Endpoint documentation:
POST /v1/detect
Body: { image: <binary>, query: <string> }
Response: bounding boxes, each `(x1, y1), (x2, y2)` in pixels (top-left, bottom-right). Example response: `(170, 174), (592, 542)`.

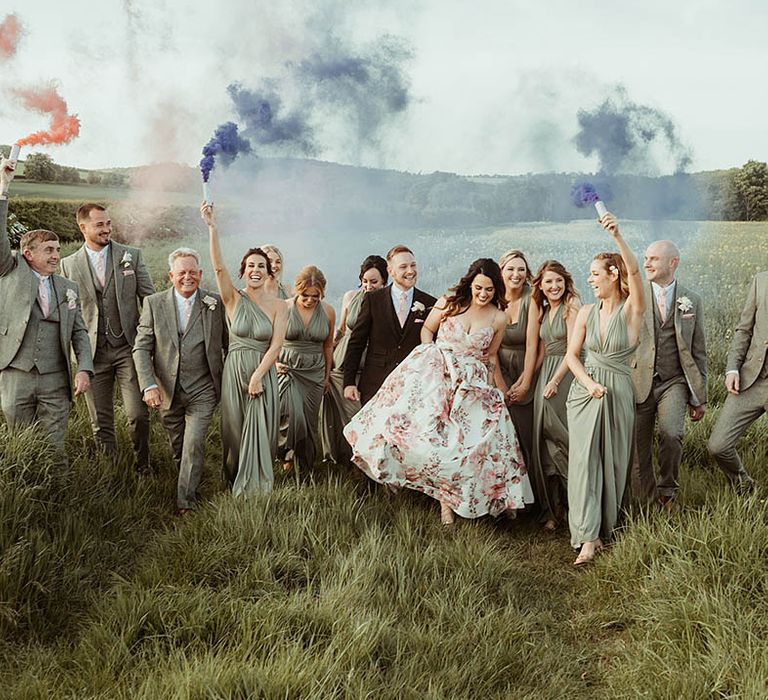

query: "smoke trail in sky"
(14, 85), (81, 147)
(574, 86), (692, 175)
(0, 13), (22, 60)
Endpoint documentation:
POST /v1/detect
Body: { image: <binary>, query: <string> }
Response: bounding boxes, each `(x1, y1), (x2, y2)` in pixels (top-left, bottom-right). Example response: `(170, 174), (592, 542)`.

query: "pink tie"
(94, 253), (106, 287)
(658, 289), (667, 323)
(181, 297), (193, 333)
(398, 291), (408, 327)
(38, 276), (50, 318)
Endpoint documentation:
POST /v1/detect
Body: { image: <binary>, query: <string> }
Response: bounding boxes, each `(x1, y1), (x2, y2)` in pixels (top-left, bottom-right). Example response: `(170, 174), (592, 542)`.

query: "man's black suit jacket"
(342, 284), (436, 405)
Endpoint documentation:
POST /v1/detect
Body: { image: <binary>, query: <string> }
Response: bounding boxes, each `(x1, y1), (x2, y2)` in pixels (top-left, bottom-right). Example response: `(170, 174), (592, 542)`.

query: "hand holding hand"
(507, 378), (530, 404)
(143, 387), (163, 409)
(688, 403), (706, 421)
(200, 202), (215, 226)
(248, 373), (263, 398)
(725, 372), (740, 395)
(344, 385), (360, 402)
(73, 371), (90, 397)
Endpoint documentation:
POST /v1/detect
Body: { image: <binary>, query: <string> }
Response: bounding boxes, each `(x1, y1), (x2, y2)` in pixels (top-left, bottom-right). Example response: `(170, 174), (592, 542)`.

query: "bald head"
(644, 240), (680, 286)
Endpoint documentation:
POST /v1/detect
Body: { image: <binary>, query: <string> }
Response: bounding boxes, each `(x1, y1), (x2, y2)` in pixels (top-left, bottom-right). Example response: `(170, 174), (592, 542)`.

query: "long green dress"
(222, 292), (279, 498)
(319, 291), (364, 464)
(278, 302), (331, 472)
(531, 303), (573, 522)
(567, 301), (637, 548)
(499, 286), (538, 493)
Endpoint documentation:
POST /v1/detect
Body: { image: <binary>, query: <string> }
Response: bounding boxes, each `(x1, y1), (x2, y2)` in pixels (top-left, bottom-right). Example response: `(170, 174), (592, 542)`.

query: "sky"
(1, 0), (766, 175)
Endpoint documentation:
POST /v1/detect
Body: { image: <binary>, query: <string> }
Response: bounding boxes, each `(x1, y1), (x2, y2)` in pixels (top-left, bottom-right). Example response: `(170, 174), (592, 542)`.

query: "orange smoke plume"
(0, 13), (22, 59)
(14, 85), (81, 147)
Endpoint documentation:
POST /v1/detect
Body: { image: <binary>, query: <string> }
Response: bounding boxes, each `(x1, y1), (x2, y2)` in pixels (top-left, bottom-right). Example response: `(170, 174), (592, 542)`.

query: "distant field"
(12, 180), (195, 206)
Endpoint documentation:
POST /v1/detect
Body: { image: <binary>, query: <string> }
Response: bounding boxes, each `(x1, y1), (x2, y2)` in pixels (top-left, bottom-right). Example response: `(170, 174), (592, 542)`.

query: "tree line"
(0, 146), (127, 187)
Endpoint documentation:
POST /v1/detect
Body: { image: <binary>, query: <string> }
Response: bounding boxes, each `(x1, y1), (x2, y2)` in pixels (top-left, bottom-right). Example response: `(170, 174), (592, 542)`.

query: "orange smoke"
(0, 13), (22, 59)
(14, 85), (81, 147)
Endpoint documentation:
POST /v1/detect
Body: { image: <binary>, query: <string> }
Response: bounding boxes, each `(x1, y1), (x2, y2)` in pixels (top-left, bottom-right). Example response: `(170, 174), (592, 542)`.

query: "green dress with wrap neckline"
(531, 303), (574, 522)
(566, 301), (637, 548)
(320, 290), (364, 464)
(278, 301), (331, 473)
(222, 291), (279, 498)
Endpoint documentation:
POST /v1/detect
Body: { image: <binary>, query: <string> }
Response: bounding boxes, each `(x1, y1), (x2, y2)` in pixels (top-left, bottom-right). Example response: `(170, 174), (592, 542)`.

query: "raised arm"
(599, 213), (645, 319)
(0, 157), (18, 277)
(201, 203), (238, 315)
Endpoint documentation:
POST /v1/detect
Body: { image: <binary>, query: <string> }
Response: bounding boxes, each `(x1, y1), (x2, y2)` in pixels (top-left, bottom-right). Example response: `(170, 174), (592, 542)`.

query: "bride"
(344, 258), (533, 525)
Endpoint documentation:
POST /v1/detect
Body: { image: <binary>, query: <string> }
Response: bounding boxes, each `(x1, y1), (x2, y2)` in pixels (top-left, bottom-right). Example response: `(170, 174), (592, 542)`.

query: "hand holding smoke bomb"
(594, 200), (608, 220)
(202, 180), (212, 205)
(9, 143), (20, 165)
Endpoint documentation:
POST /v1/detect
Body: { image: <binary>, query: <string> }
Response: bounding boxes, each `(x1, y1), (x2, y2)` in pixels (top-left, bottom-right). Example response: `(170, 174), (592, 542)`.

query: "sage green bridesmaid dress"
(278, 302), (331, 472)
(531, 303), (573, 523)
(222, 292), (279, 498)
(499, 286), (538, 495)
(567, 301), (637, 548)
(319, 290), (364, 463)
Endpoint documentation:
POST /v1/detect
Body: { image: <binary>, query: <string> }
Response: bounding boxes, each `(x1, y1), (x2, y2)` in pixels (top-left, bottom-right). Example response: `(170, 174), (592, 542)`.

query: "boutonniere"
(411, 301), (426, 314)
(202, 295), (217, 311)
(65, 288), (78, 310)
(120, 251), (133, 268)
(677, 296), (693, 313)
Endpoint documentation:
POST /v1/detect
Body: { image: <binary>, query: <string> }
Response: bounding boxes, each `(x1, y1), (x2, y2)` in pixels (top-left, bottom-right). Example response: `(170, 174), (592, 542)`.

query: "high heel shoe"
(440, 501), (455, 526)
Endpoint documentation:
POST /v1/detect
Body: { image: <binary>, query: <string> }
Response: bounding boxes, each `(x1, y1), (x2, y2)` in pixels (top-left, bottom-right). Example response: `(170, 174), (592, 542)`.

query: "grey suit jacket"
(132, 287), (228, 411)
(0, 198), (93, 398)
(60, 239), (155, 358)
(631, 280), (707, 406)
(726, 271), (768, 391)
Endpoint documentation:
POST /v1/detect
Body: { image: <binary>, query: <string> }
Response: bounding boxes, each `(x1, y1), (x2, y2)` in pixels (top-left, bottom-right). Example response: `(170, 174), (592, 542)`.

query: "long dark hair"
(531, 260), (580, 320)
(359, 255), (388, 285)
(443, 258), (507, 317)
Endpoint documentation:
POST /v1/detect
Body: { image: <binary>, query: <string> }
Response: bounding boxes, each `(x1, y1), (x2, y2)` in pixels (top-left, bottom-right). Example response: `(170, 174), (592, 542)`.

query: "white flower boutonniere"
(120, 251), (133, 268)
(65, 288), (78, 310)
(411, 301), (426, 314)
(677, 296), (693, 313)
(203, 295), (218, 311)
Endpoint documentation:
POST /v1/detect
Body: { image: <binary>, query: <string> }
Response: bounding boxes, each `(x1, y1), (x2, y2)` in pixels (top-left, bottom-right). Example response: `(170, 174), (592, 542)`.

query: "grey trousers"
(86, 342), (149, 470)
(632, 378), (690, 502)
(159, 384), (217, 510)
(1, 367), (70, 464)
(708, 376), (766, 485)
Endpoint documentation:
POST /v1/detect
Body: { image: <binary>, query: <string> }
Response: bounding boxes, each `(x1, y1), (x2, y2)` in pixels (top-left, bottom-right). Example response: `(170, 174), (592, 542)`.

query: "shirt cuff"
(143, 384), (159, 393)
(725, 370), (739, 376)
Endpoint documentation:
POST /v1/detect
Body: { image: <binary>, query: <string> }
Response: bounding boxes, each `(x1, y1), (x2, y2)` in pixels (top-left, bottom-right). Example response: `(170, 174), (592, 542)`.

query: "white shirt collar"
(85, 244), (109, 261)
(391, 282), (414, 303)
(31, 269), (50, 282)
(174, 289), (198, 309)
(651, 279), (675, 302)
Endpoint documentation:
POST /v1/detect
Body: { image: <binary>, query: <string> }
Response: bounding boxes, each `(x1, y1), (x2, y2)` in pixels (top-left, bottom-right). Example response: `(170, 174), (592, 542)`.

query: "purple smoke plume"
(227, 82), (316, 156)
(199, 121), (251, 182)
(571, 182), (612, 209)
(574, 86), (692, 175)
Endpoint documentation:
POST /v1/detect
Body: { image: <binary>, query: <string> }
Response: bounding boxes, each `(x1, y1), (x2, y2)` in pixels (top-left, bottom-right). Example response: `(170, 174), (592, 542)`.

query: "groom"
(343, 245), (436, 405)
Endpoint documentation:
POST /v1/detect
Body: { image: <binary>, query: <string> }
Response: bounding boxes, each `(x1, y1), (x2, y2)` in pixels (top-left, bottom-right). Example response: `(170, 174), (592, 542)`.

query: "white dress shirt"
(651, 280), (676, 320)
(390, 283), (414, 320)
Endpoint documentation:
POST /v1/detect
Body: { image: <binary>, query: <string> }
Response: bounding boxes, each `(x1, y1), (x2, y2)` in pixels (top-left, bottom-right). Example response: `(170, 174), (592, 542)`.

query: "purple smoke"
(571, 182), (601, 208)
(199, 121), (251, 182)
(227, 82), (316, 155)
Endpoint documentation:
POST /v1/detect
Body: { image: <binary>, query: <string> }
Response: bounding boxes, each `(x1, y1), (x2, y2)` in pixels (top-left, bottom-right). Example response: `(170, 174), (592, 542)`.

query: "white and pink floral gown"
(344, 315), (534, 518)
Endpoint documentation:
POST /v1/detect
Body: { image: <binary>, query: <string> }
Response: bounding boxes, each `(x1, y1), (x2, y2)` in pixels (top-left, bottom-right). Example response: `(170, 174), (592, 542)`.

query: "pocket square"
(414, 318), (425, 324)
(682, 313), (695, 319)
(122, 269), (135, 276)
(67, 301), (77, 310)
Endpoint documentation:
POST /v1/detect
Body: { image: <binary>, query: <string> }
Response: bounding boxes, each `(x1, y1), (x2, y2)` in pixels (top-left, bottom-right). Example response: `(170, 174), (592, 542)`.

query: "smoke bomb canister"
(594, 200), (608, 219)
(9, 144), (20, 164)
(202, 181), (213, 205)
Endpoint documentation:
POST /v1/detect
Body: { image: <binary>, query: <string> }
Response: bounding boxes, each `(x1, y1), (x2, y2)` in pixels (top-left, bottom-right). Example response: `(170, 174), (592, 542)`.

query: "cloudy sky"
(2, 0), (766, 174)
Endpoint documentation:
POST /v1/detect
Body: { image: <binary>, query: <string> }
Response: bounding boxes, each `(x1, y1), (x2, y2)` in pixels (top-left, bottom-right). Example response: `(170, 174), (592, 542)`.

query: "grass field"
(1, 219), (767, 698)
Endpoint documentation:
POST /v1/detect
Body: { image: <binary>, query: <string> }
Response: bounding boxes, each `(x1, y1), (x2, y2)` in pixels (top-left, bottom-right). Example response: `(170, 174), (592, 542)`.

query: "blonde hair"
(498, 249), (532, 282)
(294, 265), (327, 297)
